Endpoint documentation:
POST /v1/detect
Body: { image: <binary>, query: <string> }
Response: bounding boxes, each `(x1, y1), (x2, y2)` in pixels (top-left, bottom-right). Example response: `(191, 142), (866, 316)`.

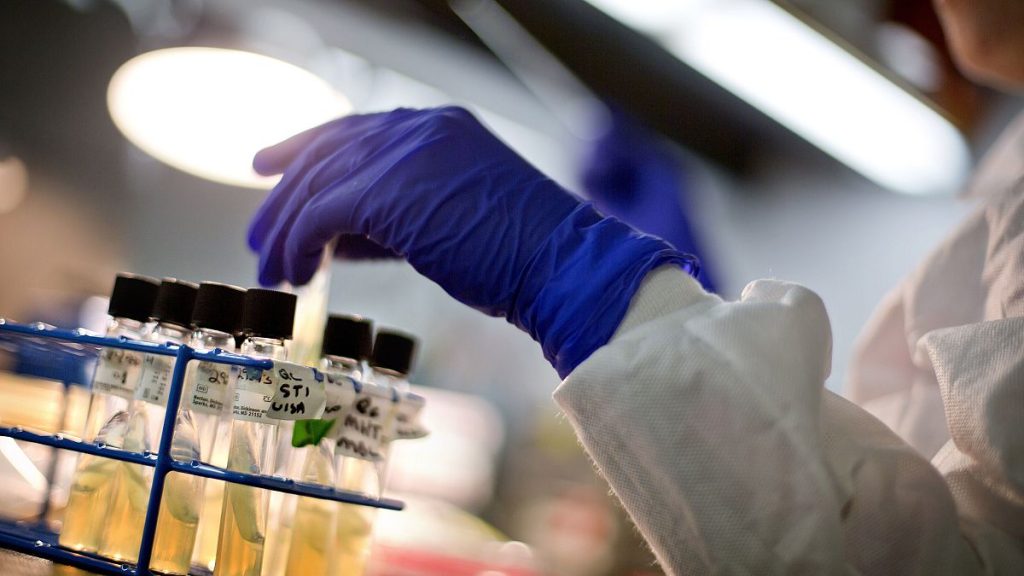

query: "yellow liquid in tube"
(150, 408), (205, 574)
(216, 413), (279, 576)
(60, 397), (135, 553)
(287, 495), (336, 575)
(98, 463), (150, 562)
(283, 443), (335, 575)
(97, 409), (155, 563)
(329, 459), (379, 576)
(150, 472), (203, 574)
(60, 330), (143, 553)
(217, 481), (268, 576)
(59, 453), (119, 553)
(214, 333), (287, 576)
(191, 478), (227, 571)
(98, 321), (189, 563)
(191, 428), (231, 572)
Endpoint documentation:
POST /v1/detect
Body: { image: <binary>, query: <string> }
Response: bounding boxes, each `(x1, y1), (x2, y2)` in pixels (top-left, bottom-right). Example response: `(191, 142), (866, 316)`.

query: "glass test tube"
(284, 315), (373, 576)
(151, 282), (246, 575)
(214, 288), (296, 576)
(98, 279), (197, 564)
(59, 273), (159, 554)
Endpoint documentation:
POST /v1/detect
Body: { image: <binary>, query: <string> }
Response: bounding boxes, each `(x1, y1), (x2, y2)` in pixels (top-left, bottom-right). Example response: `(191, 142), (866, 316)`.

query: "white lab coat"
(554, 116), (1024, 574)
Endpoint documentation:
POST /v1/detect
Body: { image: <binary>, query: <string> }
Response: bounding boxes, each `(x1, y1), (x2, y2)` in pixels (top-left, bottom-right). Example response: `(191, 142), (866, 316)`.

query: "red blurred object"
(370, 544), (542, 576)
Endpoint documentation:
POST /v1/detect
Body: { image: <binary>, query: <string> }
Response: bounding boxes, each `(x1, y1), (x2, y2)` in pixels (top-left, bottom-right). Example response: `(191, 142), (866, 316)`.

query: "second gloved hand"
(249, 107), (698, 377)
(582, 108), (716, 291)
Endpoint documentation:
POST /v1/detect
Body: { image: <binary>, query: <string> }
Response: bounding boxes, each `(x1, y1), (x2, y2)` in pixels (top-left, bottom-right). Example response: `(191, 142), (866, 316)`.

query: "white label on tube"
(334, 382), (394, 462)
(232, 365), (275, 423)
(190, 361), (231, 416)
(136, 354), (173, 406)
(267, 362), (325, 420)
(393, 392), (428, 440)
(323, 375), (358, 440)
(92, 348), (143, 400)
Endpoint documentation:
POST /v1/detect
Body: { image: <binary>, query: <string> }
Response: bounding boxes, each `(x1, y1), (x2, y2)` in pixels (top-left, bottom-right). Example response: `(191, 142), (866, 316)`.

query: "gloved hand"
(249, 107), (698, 377)
(583, 109), (717, 292)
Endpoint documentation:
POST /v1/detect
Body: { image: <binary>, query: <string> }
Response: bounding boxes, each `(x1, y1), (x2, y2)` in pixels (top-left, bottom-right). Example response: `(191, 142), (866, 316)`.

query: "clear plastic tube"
(264, 246), (334, 576)
(58, 316), (147, 554)
(150, 327), (236, 575)
(329, 371), (397, 576)
(368, 367), (409, 491)
(280, 356), (361, 576)
(214, 336), (287, 576)
(286, 240), (335, 368)
(329, 464), (378, 576)
(282, 440), (336, 576)
(190, 424), (231, 572)
(98, 322), (190, 563)
(44, 384), (92, 531)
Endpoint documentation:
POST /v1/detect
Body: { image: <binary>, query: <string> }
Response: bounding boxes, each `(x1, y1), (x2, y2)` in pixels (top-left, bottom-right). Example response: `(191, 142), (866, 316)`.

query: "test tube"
(59, 273), (159, 554)
(98, 278), (198, 563)
(329, 330), (416, 576)
(151, 282), (246, 575)
(282, 315), (373, 576)
(214, 288), (296, 576)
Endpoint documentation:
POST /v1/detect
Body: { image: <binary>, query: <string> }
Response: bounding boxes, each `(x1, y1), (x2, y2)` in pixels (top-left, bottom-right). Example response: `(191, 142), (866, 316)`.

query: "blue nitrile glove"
(582, 110), (717, 292)
(249, 107), (699, 377)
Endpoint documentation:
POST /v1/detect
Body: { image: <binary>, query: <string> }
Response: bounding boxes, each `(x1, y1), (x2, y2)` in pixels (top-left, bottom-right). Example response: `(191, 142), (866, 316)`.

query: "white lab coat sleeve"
(553, 266), (1024, 575)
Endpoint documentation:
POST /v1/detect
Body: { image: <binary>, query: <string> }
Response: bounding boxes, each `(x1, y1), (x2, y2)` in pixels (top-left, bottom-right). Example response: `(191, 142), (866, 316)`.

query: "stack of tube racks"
(0, 319), (404, 575)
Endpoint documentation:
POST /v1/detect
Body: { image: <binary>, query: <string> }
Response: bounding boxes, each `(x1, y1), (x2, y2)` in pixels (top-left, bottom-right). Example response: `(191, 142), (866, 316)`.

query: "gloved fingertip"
(247, 222), (265, 252)
(257, 267), (280, 288)
(286, 256), (319, 287)
(252, 147), (284, 176)
(257, 250), (284, 288)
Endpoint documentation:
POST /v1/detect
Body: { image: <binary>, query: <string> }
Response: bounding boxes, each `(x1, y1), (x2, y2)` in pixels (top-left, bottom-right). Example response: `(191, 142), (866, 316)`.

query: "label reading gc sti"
(267, 363), (325, 421)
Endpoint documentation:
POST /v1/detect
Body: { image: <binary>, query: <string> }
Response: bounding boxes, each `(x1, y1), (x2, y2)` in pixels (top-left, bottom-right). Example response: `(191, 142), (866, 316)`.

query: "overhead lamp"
(108, 47), (351, 189)
(585, 0), (971, 196)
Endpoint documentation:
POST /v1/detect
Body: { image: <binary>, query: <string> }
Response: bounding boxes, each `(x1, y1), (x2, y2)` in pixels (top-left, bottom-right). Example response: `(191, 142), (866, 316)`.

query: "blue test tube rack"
(0, 319), (404, 575)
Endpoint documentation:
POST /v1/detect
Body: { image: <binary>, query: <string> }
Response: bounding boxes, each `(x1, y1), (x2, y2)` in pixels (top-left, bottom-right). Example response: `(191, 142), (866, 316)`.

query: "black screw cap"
(322, 314), (373, 361)
(240, 288), (296, 340)
(371, 329), (417, 376)
(192, 282), (246, 334)
(151, 278), (199, 328)
(107, 273), (160, 323)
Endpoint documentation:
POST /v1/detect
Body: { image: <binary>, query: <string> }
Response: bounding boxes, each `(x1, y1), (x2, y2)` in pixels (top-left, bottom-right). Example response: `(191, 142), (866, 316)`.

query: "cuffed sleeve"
(554, 267), (1024, 575)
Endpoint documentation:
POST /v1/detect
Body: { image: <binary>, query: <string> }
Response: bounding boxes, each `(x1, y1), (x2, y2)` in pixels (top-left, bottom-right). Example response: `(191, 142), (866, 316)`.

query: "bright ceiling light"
(585, 0), (971, 196)
(108, 47), (351, 189)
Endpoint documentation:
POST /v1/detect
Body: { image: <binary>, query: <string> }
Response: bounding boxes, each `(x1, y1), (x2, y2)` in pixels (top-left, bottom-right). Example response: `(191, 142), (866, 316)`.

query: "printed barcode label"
(190, 361), (232, 415)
